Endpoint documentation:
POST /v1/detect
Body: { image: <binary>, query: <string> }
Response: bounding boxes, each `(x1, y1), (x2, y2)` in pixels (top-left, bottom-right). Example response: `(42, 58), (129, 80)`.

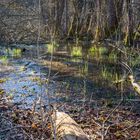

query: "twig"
(104, 100), (122, 123)
(121, 120), (140, 132)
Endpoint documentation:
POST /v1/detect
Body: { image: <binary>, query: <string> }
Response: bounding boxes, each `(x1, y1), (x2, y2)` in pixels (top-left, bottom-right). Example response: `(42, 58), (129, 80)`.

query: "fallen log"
(51, 111), (89, 140)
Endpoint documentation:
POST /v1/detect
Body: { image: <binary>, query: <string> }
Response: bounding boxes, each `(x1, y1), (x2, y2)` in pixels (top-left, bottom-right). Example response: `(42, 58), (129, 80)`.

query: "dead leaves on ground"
(0, 101), (140, 139)
(61, 103), (140, 140)
(0, 105), (51, 139)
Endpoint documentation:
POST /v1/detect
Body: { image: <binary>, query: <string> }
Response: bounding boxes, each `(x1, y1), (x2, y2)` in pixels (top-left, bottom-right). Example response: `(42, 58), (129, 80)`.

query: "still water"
(0, 43), (139, 108)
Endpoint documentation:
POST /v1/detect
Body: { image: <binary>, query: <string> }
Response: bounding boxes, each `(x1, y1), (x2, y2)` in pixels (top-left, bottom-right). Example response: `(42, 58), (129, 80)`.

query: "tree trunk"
(51, 111), (89, 140)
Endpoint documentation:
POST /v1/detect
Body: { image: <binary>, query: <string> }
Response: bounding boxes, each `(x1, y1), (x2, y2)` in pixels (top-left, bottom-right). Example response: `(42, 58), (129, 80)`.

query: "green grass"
(101, 66), (119, 82)
(46, 42), (59, 54)
(12, 49), (22, 57)
(130, 55), (140, 67)
(82, 62), (88, 76)
(0, 56), (8, 65)
(88, 45), (107, 60)
(108, 52), (117, 62)
(71, 47), (82, 57)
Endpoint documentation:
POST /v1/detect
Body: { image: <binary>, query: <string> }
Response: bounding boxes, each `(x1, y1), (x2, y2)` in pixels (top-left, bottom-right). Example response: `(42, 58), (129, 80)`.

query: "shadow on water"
(0, 42), (140, 110)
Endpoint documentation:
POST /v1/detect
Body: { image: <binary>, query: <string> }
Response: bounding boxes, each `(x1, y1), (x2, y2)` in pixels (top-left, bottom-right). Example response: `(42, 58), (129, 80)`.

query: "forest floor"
(1, 91), (140, 140)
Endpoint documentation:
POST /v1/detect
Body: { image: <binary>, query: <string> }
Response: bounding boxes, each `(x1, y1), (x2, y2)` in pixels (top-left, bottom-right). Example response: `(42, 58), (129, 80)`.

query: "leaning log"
(51, 111), (89, 140)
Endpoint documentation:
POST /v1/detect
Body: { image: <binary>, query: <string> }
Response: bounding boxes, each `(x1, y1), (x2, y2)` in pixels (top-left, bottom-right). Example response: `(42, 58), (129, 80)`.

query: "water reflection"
(1, 42), (139, 108)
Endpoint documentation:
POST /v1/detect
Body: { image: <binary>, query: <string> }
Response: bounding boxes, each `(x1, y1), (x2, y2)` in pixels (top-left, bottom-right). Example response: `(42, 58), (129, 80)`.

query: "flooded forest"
(0, 0), (140, 140)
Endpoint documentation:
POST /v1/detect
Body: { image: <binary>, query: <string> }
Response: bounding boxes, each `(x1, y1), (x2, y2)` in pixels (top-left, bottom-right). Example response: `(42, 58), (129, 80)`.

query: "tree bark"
(51, 111), (89, 140)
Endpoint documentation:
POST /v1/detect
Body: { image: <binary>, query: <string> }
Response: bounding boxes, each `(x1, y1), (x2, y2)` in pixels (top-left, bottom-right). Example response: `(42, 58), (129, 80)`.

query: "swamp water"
(0, 43), (139, 109)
